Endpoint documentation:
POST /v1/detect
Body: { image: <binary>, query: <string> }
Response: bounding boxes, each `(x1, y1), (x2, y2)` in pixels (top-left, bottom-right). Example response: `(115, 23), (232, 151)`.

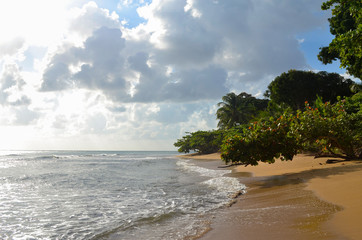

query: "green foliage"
(216, 92), (241, 129)
(216, 92), (268, 129)
(318, 0), (362, 79)
(266, 70), (354, 110)
(220, 95), (362, 165)
(221, 114), (299, 166)
(294, 97), (361, 159)
(174, 130), (224, 154)
(261, 100), (294, 120)
(176, 82), (361, 164)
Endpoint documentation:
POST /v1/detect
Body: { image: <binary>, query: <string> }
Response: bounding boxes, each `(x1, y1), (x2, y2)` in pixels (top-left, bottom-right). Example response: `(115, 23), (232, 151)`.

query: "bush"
(294, 96), (361, 159)
(174, 130), (224, 154)
(221, 113), (300, 166)
(220, 95), (362, 165)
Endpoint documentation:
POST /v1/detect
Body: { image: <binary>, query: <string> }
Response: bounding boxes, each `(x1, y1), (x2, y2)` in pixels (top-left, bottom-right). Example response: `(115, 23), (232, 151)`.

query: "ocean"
(0, 150), (246, 240)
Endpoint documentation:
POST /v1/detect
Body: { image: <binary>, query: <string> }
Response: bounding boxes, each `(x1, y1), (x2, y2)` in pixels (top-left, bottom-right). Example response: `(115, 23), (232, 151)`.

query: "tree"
(318, 0), (362, 79)
(216, 92), (268, 129)
(266, 70), (354, 110)
(221, 113), (299, 166)
(220, 94), (362, 166)
(174, 130), (224, 154)
(216, 93), (242, 129)
(295, 96), (361, 159)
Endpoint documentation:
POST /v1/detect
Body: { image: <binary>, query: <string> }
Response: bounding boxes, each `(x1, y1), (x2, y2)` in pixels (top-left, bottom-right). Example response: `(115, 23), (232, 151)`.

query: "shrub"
(294, 96), (361, 159)
(174, 130), (224, 154)
(221, 113), (300, 166)
(220, 95), (362, 165)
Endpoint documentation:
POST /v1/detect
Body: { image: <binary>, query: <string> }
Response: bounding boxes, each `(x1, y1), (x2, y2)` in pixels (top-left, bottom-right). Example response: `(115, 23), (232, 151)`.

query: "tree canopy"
(222, 94), (362, 165)
(265, 70), (354, 110)
(173, 130), (224, 154)
(175, 89), (361, 163)
(216, 92), (268, 129)
(318, 0), (362, 79)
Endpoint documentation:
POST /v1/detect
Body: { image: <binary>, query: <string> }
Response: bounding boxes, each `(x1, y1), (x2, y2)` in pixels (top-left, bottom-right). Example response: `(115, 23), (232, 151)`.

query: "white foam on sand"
(177, 160), (247, 198)
(176, 160), (230, 178)
(203, 177), (246, 196)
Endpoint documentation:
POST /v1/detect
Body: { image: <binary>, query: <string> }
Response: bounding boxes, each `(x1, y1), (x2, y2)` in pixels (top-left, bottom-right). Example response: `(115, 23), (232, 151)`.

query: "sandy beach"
(180, 153), (362, 240)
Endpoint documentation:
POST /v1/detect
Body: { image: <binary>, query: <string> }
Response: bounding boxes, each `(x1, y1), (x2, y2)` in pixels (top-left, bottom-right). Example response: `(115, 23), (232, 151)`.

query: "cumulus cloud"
(0, 37), (25, 57)
(41, 0), (327, 104)
(0, 0), (334, 149)
(41, 25), (228, 102)
(0, 64), (30, 106)
(138, 0), (325, 93)
(69, 1), (120, 37)
(0, 64), (40, 125)
(41, 27), (127, 93)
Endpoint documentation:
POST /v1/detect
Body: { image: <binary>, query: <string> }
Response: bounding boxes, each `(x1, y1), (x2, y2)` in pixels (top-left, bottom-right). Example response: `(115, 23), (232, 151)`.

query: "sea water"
(0, 150), (246, 240)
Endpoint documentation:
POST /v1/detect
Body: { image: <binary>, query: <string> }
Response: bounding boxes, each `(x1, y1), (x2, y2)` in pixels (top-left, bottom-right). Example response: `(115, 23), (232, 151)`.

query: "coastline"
(179, 153), (362, 240)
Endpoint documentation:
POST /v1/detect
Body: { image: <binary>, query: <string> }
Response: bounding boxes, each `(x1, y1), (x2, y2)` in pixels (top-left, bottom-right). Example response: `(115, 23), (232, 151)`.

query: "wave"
(1, 151), (235, 240)
(177, 159), (247, 203)
(203, 177), (246, 196)
(176, 159), (230, 178)
(91, 211), (182, 240)
(90, 209), (212, 240)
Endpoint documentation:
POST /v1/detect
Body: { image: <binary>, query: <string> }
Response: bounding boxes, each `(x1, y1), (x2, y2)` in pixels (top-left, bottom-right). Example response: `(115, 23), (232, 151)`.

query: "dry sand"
(179, 153), (362, 240)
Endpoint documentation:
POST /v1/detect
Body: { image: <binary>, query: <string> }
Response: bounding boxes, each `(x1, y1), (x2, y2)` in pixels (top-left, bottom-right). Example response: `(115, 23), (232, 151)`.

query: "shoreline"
(179, 153), (362, 239)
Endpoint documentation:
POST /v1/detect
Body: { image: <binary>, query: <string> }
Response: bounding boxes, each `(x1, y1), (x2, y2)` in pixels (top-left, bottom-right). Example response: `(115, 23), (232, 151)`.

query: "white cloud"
(0, 38), (25, 58)
(69, 1), (120, 38)
(0, 63), (30, 106)
(0, 0), (335, 150)
(126, 0), (327, 96)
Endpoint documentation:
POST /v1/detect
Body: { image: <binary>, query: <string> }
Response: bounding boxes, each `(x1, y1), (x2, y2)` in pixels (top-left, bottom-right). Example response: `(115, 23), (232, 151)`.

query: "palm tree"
(216, 92), (268, 129)
(216, 92), (240, 129)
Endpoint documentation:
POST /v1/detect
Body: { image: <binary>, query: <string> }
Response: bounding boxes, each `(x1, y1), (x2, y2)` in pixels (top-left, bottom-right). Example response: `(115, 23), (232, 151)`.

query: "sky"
(0, 0), (352, 151)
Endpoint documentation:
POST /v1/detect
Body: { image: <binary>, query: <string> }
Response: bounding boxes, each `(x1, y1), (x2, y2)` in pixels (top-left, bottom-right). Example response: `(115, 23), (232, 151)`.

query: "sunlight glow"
(0, 0), (70, 47)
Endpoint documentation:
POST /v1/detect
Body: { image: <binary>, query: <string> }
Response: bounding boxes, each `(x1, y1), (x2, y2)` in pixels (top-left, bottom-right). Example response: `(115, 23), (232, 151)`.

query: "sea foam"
(177, 159), (247, 198)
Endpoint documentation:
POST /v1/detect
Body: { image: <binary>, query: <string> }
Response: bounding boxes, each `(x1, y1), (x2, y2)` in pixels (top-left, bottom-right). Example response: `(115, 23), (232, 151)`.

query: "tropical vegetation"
(174, 70), (361, 164)
(174, 130), (224, 154)
(216, 92), (268, 129)
(221, 94), (361, 165)
(318, 0), (362, 79)
(265, 70), (354, 110)
(174, 0), (362, 165)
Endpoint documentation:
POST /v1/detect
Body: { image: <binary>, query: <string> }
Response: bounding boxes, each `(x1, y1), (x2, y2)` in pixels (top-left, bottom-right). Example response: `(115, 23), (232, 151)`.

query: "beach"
(181, 153), (362, 240)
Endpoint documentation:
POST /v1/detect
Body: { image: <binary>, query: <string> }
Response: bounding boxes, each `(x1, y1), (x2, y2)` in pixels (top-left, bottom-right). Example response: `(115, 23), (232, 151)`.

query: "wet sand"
(180, 153), (362, 240)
